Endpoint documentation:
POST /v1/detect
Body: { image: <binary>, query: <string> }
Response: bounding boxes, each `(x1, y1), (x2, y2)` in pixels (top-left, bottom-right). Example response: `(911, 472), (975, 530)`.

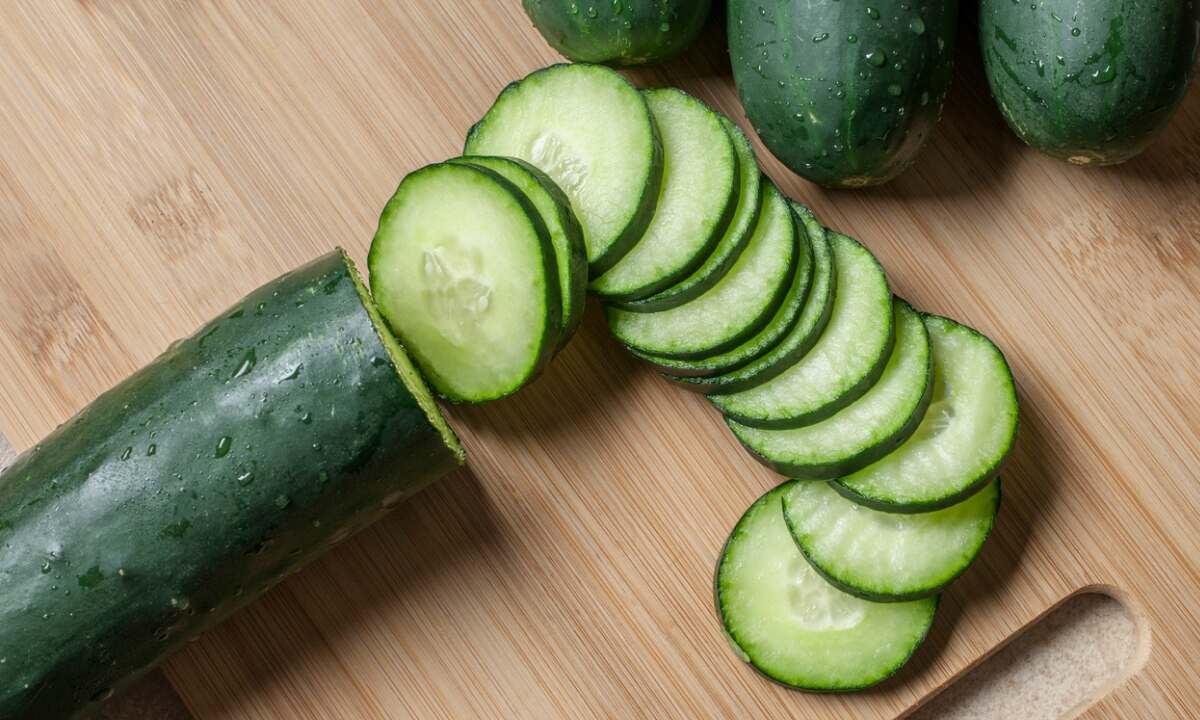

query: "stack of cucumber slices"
(368, 62), (1019, 692)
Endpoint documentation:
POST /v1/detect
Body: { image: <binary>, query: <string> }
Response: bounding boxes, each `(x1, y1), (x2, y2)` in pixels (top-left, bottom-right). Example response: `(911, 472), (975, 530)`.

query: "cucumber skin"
(0, 252), (463, 719)
(728, 0), (957, 188)
(522, 0), (712, 67)
(981, 0), (1199, 165)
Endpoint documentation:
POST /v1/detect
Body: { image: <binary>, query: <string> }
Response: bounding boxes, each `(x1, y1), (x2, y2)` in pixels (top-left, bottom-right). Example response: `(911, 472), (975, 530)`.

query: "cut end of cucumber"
(344, 249), (465, 464)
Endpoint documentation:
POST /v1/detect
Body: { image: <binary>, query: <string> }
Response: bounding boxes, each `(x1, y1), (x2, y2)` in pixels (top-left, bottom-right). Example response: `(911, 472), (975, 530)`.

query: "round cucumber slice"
(606, 182), (796, 359)
(729, 299), (931, 479)
(834, 315), (1019, 512)
(465, 63), (662, 277)
(782, 480), (1000, 602)
(614, 118), (762, 313)
(716, 485), (938, 692)
(591, 89), (738, 301)
(450, 156), (587, 350)
(369, 162), (560, 403)
(712, 232), (893, 428)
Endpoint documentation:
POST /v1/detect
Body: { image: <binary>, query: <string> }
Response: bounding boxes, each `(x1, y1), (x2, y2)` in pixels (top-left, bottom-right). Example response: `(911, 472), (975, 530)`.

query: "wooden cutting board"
(1, 2), (1198, 718)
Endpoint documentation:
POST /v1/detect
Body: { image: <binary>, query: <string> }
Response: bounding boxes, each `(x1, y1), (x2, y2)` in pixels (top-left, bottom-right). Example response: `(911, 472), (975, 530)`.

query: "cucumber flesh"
(607, 182), (797, 359)
(464, 63), (662, 276)
(834, 315), (1019, 512)
(370, 162), (560, 403)
(615, 118), (762, 313)
(712, 232), (893, 428)
(450, 156), (587, 350)
(729, 299), (931, 479)
(591, 89), (738, 300)
(716, 485), (938, 691)
(782, 480), (1000, 602)
(636, 203), (814, 379)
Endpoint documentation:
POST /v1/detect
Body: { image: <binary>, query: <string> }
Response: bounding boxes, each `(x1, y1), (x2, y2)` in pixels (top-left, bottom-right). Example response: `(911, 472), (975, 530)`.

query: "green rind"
(0, 251), (463, 719)
(728, 0), (958, 187)
(369, 162), (561, 403)
(613, 118), (762, 313)
(781, 480), (1001, 603)
(449, 156), (588, 350)
(522, 0), (713, 67)
(980, 0), (1200, 165)
(832, 315), (1020, 513)
(464, 63), (664, 277)
(729, 299), (932, 479)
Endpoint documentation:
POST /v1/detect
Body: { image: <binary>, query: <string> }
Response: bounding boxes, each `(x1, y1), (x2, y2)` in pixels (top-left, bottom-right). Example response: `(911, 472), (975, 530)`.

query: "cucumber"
(0, 251), (463, 719)
(729, 299), (931, 479)
(449, 156), (587, 349)
(834, 315), (1019, 512)
(981, 0), (1200, 165)
(711, 232), (893, 428)
(607, 182), (797, 359)
(729, 0), (958, 187)
(522, 0), (713, 67)
(465, 63), (663, 276)
(635, 202), (816, 379)
(591, 89), (738, 301)
(614, 118), (762, 313)
(716, 485), (938, 691)
(370, 162), (561, 403)
(782, 480), (1000, 602)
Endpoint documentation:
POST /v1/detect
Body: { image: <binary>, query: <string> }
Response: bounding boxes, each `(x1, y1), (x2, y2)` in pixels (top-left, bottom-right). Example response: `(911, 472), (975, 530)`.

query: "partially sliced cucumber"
(450, 156), (587, 349)
(716, 485), (938, 692)
(729, 299), (931, 479)
(591, 89), (738, 300)
(607, 182), (796, 359)
(712, 232), (893, 428)
(614, 118), (762, 312)
(634, 203), (814, 379)
(834, 316), (1019, 512)
(369, 162), (560, 403)
(465, 63), (662, 276)
(782, 480), (1001, 602)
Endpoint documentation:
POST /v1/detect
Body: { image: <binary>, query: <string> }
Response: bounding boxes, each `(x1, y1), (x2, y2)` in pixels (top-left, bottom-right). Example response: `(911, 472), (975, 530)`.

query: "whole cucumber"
(0, 250), (463, 719)
(981, 0), (1199, 165)
(523, 0), (712, 66)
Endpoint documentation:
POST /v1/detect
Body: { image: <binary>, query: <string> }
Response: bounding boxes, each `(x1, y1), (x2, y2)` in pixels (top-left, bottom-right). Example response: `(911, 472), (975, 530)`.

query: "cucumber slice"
(782, 480), (1000, 602)
(591, 89), (738, 300)
(369, 162), (560, 403)
(633, 203), (814, 379)
(834, 316), (1019, 512)
(607, 182), (797, 359)
(614, 118), (762, 312)
(712, 232), (893, 428)
(729, 299), (931, 479)
(465, 63), (662, 276)
(680, 208), (835, 393)
(716, 485), (938, 692)
(450, 156), (587, 349)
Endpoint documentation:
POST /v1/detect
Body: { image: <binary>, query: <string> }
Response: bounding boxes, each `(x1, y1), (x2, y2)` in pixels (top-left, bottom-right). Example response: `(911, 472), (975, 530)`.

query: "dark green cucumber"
(522, 0), (713, 66)
(981, 0), (1199, 165)
(0, 251), (463, 720)
(729, 0), (958, 187)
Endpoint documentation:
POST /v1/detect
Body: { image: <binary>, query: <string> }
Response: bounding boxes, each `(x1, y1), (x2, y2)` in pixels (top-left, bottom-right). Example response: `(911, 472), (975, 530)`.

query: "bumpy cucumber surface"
(0, 252), (463, 719)
(592, 88), (738, 300)
(716, 485), (938, 691)
(465, 63), (663, 276)
(835, 315), (1019, 512)
(711, 231), (893, 428)
(730, 299), (931, 479)
(522, 0), (713, 67)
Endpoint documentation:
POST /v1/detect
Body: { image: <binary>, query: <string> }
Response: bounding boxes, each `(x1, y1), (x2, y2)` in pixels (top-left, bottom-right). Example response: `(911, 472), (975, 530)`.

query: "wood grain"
(1, 2), (1198, 718)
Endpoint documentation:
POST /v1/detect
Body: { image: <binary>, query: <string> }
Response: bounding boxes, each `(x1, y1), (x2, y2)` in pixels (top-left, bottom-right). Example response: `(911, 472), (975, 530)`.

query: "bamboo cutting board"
(1, 2), (1198, 718)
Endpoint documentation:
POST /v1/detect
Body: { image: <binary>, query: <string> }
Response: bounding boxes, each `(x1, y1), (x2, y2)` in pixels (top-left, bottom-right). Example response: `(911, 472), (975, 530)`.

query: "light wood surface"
(1, 2), (1198, 718)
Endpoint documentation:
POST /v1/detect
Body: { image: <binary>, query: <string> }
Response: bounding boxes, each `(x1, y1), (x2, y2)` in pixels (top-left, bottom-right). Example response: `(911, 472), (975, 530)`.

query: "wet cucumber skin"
(981, 0), (1200, 165)
(523, 0), (712, 66)
(0, 251), (462, 719)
